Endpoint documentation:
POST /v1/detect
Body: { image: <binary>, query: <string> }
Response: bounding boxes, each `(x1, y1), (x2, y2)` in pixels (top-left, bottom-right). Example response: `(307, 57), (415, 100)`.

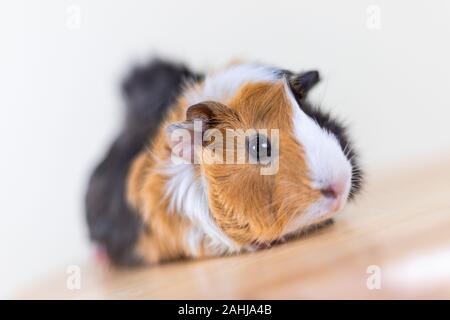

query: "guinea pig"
(85, 59), (363, 265)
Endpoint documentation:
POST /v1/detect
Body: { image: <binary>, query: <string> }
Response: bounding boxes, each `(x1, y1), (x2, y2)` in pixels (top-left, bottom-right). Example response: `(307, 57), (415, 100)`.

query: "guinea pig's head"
(167, 63), (362, 249)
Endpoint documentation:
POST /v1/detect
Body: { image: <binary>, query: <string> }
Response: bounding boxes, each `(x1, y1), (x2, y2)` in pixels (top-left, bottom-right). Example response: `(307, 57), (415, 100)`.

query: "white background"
(1, 0), (449, 297)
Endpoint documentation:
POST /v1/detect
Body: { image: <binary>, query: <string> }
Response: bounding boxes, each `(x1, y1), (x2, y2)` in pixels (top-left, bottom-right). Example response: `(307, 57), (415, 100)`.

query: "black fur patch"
(85, 59), (202, 265)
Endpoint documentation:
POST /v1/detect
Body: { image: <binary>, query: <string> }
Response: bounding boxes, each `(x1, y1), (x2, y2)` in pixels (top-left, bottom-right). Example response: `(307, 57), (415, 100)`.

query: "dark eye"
(248, 134), (271, 164)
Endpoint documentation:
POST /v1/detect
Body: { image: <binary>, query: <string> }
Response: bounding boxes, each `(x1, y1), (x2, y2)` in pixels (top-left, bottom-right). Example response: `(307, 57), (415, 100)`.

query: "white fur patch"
(163, 164), (239, 256)
(284, 80), (352, 193)
(282, 80), (352, 233)
(185, 63), (279, 105)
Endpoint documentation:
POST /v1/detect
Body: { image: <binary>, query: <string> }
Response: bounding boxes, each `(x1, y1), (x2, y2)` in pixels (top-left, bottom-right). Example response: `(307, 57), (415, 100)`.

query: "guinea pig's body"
(86, 59), (362, 265)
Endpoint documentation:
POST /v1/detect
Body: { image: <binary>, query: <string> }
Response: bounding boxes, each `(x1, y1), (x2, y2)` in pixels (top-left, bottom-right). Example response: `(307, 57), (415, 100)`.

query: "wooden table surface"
(20, 156), (450, 299)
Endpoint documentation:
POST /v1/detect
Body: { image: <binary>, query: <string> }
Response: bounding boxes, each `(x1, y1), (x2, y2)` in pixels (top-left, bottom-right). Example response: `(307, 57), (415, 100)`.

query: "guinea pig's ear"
(165, 101), (232, 163)
(289, 70), (320, 99)
(185, 101), (231, 126)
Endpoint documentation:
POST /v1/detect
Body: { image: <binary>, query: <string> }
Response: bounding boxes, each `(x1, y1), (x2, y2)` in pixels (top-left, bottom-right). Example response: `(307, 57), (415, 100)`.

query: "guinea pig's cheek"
(208, 203), (253, 245)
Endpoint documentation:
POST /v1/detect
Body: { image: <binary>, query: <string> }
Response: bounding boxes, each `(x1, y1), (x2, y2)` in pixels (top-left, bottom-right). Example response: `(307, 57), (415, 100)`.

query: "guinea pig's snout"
(320, 180), (345, 199)
(320, 177), (350, 212)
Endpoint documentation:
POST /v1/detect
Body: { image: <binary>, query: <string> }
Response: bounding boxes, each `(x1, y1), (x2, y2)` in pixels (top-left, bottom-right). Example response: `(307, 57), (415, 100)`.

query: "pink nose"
(321, 180), (347, 212)
(320, 181), (346, 199)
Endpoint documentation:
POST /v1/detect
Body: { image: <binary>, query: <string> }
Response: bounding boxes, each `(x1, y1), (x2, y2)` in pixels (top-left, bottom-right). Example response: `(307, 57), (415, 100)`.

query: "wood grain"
(20, 156), (450, 299)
